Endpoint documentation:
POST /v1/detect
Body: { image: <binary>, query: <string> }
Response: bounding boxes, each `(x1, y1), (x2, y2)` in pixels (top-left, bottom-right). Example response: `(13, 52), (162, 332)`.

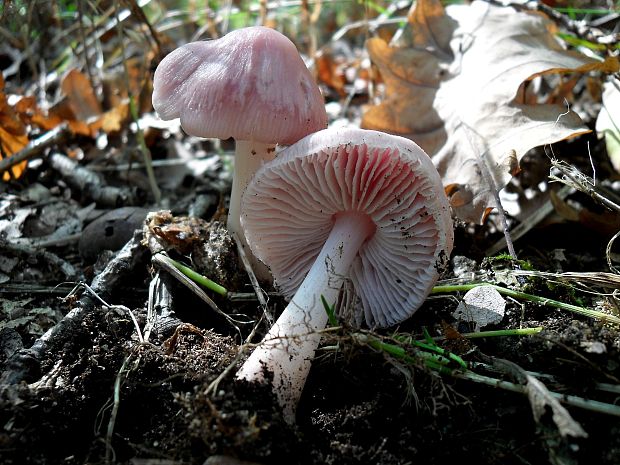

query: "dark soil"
(2, 217), (620, 465)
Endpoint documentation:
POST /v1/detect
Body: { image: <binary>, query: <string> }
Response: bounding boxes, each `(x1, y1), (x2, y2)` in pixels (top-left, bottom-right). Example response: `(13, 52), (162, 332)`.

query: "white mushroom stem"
(236, 211), (375, 422)
(227, 140), (276, 281)
(227, 140), (276, 241)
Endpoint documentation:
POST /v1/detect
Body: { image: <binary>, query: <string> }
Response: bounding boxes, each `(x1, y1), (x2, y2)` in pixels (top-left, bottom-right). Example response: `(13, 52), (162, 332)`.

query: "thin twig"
(123, 0), (163, 56)
(0, 283), (75, 295)
(105, 350), (140, 464)
(10, 232), (82, 249)
(77, 0), (95, 88)
(1, 232), (148, 386)
(606, 230), (620, 275)
(204, 350), (245, 397)
(232, 232), (273, 326)
(151, 253), (250, 337)
(550, 158), (620, 213)
(67, 282), (145, 343)
(113, 1), (161, 203)
(462, 123), (518, 260)
(0, 123), (69, 177)
(485, 0), (620, 46)
(48, 152), (140, 207)
(2, 239), (80, 281)
(144, 272), (182, 342)
(453, 369), (620, 418)
(432, 283), (620, 325)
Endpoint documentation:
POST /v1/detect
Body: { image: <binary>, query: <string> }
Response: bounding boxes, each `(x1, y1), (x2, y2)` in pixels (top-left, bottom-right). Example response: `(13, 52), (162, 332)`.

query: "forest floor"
(1, 1), (620, 464)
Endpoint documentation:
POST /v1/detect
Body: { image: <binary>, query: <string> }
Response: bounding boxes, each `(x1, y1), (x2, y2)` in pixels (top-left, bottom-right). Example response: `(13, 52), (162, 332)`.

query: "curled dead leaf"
(525, 374), (588, 439)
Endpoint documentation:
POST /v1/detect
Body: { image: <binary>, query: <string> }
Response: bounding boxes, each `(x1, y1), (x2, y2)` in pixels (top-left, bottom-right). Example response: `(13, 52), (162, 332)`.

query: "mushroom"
(151, 26), (328, 275)
(236, 127), (454, 421)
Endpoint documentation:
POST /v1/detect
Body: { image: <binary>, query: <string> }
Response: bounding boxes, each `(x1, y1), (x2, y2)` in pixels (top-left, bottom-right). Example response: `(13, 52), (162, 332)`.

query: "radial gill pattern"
(242, 129), (453, 328)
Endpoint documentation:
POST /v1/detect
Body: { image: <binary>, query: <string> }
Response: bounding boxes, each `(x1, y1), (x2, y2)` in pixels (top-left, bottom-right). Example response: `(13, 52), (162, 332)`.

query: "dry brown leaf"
(13, 85), (97, 138)
(363, 0), (615, 223)
(16, 95), (98, 137)
(14, 96), (65, 131)
(46, 99), (96, 137)
(16, 88), (133, 139)
(60, 68), (102, 121)
(0, 75), (28, 180)
(316, 53), (347, 96)
(0, 74), (105, 181)
(98, 102), (131, 134)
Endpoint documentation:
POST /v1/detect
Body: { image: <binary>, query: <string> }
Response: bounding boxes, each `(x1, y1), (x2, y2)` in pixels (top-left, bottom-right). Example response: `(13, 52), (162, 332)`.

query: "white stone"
(453, 285), (506, 331)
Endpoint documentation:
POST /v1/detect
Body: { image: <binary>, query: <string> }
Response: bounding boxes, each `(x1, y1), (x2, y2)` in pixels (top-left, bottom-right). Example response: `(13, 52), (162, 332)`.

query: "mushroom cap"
(152, 27), (327, 145)
(241, 128), (454, 328)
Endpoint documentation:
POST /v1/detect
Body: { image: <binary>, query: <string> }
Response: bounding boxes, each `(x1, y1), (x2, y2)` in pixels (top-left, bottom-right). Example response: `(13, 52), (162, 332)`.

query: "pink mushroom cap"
(151, 26), (327, 144)
(241, 128), (454, 328)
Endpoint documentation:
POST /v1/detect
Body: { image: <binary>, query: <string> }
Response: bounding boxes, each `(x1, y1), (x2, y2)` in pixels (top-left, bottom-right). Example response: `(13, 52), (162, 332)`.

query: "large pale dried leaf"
(363, 0), (615, 223)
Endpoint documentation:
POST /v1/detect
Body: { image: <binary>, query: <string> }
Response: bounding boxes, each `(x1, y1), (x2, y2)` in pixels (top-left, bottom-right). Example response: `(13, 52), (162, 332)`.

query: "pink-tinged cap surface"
(152, 27), (327, 144)
(241, 128), (454, 328)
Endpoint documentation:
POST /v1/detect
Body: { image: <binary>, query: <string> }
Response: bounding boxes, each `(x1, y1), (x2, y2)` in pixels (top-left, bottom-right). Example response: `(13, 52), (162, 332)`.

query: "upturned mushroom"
(151, 26), (328, 274)
(236, 127), (454, 421)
